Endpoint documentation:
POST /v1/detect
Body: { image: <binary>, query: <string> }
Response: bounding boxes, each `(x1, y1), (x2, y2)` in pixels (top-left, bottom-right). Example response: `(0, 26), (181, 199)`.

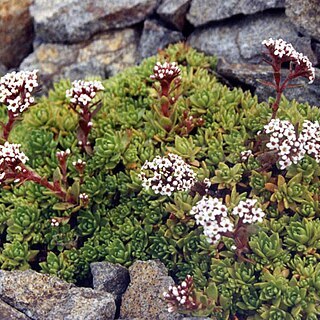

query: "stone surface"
(91, 262), (130, 295)
(0, 269), (116, 320)
(0, 63), (7, 77)
(0, 0), (34, 68)
(0, 299), (31, 320)
(187, 0), (285, 27)
(157, 0), (191, 30)
(138, 19), (184, 60)
(120, 260), (183, 320)
(188, 13), (311, 64)
(31, 0), (160, 44)
(216, 59), (320, 107)
(20, 28), (139, 88)
(314, 42), (320, 66)
(286, 0), (320, 42)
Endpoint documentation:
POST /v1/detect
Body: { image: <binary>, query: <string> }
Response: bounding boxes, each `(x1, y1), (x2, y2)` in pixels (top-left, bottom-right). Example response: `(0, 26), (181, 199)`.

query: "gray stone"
(0, 0), (34, 68)
(157, 0), (191, 30)
(188, 13), (309, 64)
(216, 59), (320, 107)
(31, 0), (160, 44)
(286, 0), (320, 42)
(138, 19), (184, 60)
(20, 28), (139, 88)
(0, 269), (116, 320)
(120, 260), (184, 320)
(91, 261), (130, 295)
(0, 63), (7, 77)
(0, 299), (31, 320)
(187, 0), (285, 27)
(314, 42), (320, 66)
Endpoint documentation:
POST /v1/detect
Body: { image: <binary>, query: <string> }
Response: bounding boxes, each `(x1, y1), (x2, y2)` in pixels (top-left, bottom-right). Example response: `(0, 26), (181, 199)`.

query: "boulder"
(0, 63), (7, 77)
(20, 28), (139, 88)
(157, 0), (191, 31)
(187, 0), (285, 27)
(120, 260), (184, 320)
(188, 12), (312, 64)
(138, 19), (184, 60)
(0, 269), (116, 320)
(31, 0), (160, 43)
(0, 299), (31, 320)
(286, 0), (320, 42)
(91, 261), (130, 295)
(216, 59), (320, 107)
(0, 0), (34, 68)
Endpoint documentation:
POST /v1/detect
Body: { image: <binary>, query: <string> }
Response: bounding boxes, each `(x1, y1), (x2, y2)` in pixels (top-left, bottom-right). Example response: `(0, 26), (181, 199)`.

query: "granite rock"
(138, 19), (184, 60)
(314, 42), (320, 66)
(91, 261), (130, 295)
(120, 260), (184, 320)
(0, 0), (34, 68)
(188, 12), (311, 64)
(0, 300), (31, 320)
(216, 59), (320, 107)
(0, 269), (116, 320)
(0, 63), (7, 77)
(157, 0), (191, 30)
(31, 0), (160, 44)
(20, 28), (139, 88)
(286, 0), (320, 42)
(187, 0), (285, 27)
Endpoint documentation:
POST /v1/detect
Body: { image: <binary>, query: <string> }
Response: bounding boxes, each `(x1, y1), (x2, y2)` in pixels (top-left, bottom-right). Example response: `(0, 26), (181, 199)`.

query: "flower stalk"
(66, 80), (104, 154)
(261, 38), (315, 119)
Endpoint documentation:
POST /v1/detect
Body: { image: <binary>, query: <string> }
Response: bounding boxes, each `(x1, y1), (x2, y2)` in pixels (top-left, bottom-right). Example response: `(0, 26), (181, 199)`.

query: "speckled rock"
(0, 269), (116, 320)
(0, 63), (7, 77)
(138, 19), (184, 60)
(188, 12), (311, 64)
(286, 0), (320, 42)
(91, 261), (130, 295)
(0, 300), (31, 320)
(20, 28), (139, 88)
(0, 0), (34, 68)
(216, 59), (320, 107)
(157, 0), (191, 30)
(120, 260), (184, 320)
(31, 0), (160, 43)
(187, 0), (285, 27)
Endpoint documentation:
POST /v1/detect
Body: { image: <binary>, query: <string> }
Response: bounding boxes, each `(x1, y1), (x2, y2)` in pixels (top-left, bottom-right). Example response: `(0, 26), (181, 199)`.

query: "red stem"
(160, 82), (170, 117)
(19, 165), (76, 204)
(3, 112), (16, 140)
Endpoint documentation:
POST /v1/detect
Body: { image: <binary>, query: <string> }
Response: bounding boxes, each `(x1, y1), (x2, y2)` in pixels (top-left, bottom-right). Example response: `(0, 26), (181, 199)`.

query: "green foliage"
(0, 42), (320, 319)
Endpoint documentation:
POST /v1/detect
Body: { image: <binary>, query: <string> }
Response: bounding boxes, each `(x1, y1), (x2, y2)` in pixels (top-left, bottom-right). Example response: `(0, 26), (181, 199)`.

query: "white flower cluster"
(50, 218), (60, 227)
(240, 149), (253, 161)
(56, 148), (71, 160)
(300, 120), (320, 162)
(66, 80), (104, 107)
(189, 196), (234, 244)
(79, 193), (89, 200)
(264, 119), (320, 169)
(0, 70), (39, 115)
(163, 275), (196, 313)
(0, 142), (29, 183)
(0, 141), (28, 166)
(139, 153), (196, 196)
(262, 38), (315, 84)
(150, 61), (181, 82)
(232, 199), (265, 224)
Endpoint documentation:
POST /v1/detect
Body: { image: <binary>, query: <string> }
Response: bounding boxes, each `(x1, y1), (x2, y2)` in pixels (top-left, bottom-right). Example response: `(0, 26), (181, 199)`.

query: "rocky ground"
(0, 260), (211, 320)
(0, 0), (319, 103)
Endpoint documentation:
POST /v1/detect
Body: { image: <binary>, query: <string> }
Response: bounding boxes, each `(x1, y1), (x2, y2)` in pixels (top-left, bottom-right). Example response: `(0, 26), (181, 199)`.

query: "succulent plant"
(0, 42), (319, 319)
